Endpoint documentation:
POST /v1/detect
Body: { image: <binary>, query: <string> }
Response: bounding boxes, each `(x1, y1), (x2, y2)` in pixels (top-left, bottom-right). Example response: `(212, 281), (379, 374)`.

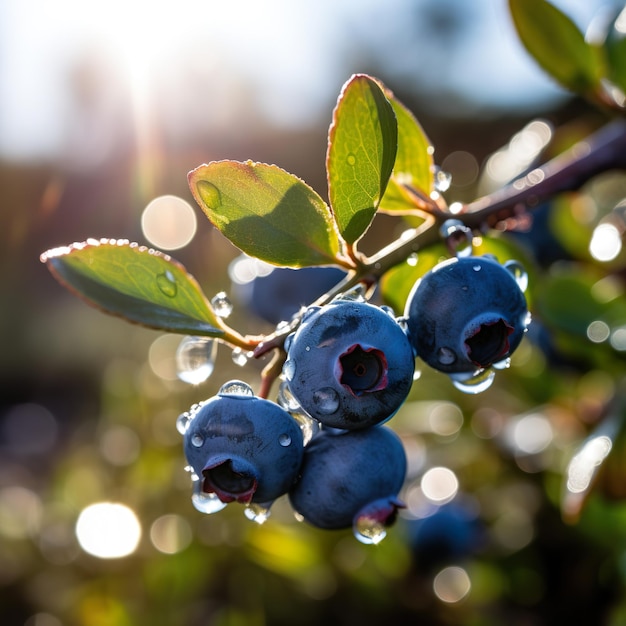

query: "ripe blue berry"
(288, 426), (406, 531)
(283, 299), (415, 429)
(183, 382), (304, 504)
(405, 255), (529, 374)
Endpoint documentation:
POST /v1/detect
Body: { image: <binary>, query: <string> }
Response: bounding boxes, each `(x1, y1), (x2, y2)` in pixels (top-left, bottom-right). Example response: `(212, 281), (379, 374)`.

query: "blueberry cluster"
(180, 254), (529, 543)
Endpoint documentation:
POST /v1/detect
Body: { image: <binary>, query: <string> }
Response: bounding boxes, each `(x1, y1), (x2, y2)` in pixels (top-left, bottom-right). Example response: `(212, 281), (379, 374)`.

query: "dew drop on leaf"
(313, 387), (340, 415)
(211, 291), (233, 318)
(156, 271), (177, 297)
(176, 336), (218, 385)
(218, 380), (255, 397)
(197, 181), (222, 210)
(504, 260), (529, 292)
(244, 502), (272, 524)
(191, 478), (227, 514)
(347, 153), (357, 166)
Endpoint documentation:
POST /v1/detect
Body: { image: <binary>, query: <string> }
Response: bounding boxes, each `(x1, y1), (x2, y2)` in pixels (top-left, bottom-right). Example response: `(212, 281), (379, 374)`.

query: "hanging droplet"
(504, 260), (529, 292)
(176, 336), (218, 385)
(291, 411), (320, 446)
(277, 380), (301, 411)
(191, 478), (227, 514)
(450, 368), (496, 394)
(218, 380), (255, 397)
(283, 359), (296, 381)
(313, 387), (340, 415)
(156, 271), (177, 297)
(433, 166), (452, 192)
(244, 502), (272, 524)
(493, 357), (511, 370)
(440, 219), (473, 258)
(437, 347), (457, 365)
(176, 412), (192, 435)
(211, 291), (233, 318)
(231, 347), (250, 367)
(407, 252), (418, 267)
(353, 516), (387, 545)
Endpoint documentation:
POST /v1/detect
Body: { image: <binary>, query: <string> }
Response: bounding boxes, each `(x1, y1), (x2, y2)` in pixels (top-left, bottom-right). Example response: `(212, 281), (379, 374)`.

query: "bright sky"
(0, 0), (616, 161)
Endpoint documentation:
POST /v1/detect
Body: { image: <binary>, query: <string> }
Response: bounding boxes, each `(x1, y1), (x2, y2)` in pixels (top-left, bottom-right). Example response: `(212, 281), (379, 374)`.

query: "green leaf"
(379, 91), (434, 213)
(509, 0), (601, 95)
(326, 74), (398, 244)
(189, 161), (343, 268)
(41, 239), (226, 337)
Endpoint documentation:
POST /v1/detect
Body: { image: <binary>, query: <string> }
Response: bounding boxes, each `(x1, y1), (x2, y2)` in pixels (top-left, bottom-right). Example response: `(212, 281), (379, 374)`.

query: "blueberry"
(184, 384), (304, 504)
(241, 266), (347, 325)
(404, 255), (529, 374)
(283, 300), (415, 429)
(288, 426), (407, 530)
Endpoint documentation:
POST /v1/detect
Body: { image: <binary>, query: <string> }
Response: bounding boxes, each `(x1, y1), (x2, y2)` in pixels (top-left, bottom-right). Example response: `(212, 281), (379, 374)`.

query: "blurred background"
(3, 0), (626, 624)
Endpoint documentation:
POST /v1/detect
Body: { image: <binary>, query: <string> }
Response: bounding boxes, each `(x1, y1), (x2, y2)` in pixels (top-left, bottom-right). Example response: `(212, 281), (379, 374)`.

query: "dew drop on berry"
(284, 332), (295, 353)
(278, 433), (292, 447)
(176, 412), (192, 435)
(176, 336), (218, 385)
(472, 264), (482, 272)
(313, 387), (340, 414)
(191, 479), (227, 514)
(504, 260), (529, 292)
(291, 411), (320, 445)
(211, 291), (233, 318)
(191, 433), (204, 447)
(218, 380), (255, 397)
(277, 379), (301, 411)
(380, 305), (396, 318)
(231, 347), (250, 367)
(283, 359), (296, 381)
(450, 368), (496, 394)
(437, 347), (457, 365)
(353, 517), (387, 545)
(440, 219), (473, 258)
(433, 167), (452, 192)
(493, 357), (511, 370)
(244, 502), (272, 524)
(334, 284), (366, 302)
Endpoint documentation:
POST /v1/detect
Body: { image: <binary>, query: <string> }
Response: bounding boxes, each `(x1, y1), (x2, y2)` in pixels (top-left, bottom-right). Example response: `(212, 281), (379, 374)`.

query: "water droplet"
(493, 357), (511, 370)
(191, 433), (204, 447)
(440, 219), (473, 258)
(176, 412), (191, 435)
(434, 167), (452, 192)
(197, 181), (222, 211)
(231, 347), (249, 367)
(211, 291), (233, 318)
(283, 359), (296, 381)
(407, 253), (419, 267)
(472, 264), (482, 272)
(313, 387), (340, 414)
(244, 502), (272, 524)
(347, 153), (357, 166)
(504, 260), (529, 292)
(354, 517), (387, 545)
(334, 284), (366, 302)
(437, 347), (457, 365)
(277, 380), (301, 411)
(156, 271), (177, 297)
(176, 336), (218, 385)
(294, 511), (305, 523)
(218, 380), (255, 397)
(301, 306), (321, 323)
(413, 369), (422, 381)
(284, 332), (295, 353)
(291, 411), (320, 446)
(191, 479), (227, 514)
(278, 433), (292, 447)
(524, 311), (533, 329)
(380, 305), (396, 318)
(450, 368), (496, 394)
(396, 316), (409, 333)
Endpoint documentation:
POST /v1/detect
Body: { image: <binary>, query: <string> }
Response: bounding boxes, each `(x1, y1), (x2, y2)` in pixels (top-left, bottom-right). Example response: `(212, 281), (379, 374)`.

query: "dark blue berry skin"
(405, 256), (529, 374)
(283, 300), (415, 429)
(288, 426), (407, 530)
(184, 392), (304, 504)
(242, 266), (347, 325)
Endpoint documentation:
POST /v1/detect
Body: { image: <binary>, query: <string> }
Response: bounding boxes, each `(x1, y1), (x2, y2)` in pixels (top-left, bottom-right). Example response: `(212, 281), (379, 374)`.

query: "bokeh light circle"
(141, 195), (197, 250)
